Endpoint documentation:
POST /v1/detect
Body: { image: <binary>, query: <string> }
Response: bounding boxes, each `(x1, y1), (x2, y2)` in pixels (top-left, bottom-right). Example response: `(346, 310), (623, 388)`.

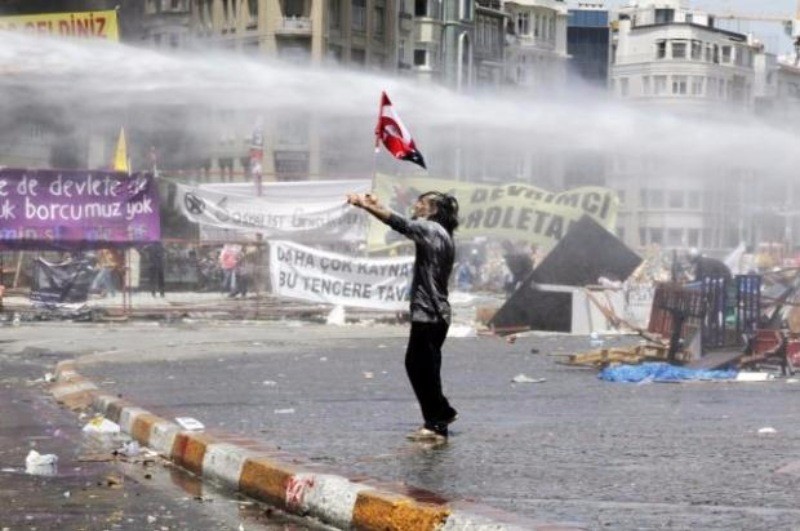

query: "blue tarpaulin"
(598, 362), (737, 383)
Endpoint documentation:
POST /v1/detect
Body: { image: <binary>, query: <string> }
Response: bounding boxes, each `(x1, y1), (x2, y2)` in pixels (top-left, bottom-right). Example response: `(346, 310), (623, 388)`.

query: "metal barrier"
(649, 274), (761, 360)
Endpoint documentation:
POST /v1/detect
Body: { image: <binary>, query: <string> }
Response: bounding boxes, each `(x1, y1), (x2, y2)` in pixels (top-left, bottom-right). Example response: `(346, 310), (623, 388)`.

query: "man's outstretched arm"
(346, 193), (392, 222)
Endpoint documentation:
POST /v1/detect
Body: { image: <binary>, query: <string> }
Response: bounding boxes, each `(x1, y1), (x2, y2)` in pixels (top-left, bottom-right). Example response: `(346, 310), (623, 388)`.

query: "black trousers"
(149, 265), (165, 296)
(405, 321), (456, 431)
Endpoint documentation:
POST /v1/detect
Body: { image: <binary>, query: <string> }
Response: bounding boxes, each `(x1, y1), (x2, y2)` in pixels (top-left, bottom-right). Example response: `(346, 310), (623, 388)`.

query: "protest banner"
(0, 10), (120, 41)
(178, 180), (370, 243)
(30, 257), (94, 305)
(368, 175), (619, 250)
(269, 240), (413, 310)
(0, 169), (160, 249)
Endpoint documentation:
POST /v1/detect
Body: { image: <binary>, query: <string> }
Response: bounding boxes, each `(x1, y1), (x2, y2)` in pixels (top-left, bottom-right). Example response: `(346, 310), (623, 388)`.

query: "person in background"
(92, 248), (119, 297)
(146, 242), (166, 298)
(688, 248), (732, 282)
(219, 244), (242, 295)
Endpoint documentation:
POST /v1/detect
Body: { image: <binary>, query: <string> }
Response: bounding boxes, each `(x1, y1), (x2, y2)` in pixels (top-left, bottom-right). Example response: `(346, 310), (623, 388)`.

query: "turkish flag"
(374, 92), (426, 169)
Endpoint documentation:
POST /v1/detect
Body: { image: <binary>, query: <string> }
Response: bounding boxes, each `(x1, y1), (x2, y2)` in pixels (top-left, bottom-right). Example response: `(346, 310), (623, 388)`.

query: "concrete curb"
(52, 359), (584, 531)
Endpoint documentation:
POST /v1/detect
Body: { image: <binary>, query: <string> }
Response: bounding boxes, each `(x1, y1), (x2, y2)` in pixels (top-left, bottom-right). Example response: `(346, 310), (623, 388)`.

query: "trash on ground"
(511, 374), (546, 384)
(758, 427), (777, 435)
(787, 378), (800, 384)
(274, 408), (295, 415)
(736, 372), (775, 382)
(114, 441), (140, 458)
(448, 325), (476, 338)
(326, 305), (346, 326)
(319, 357), (328, 362)
(262, 380), (277, 386)
(82, 416), (121, 434)
(566, 343), (672, 368)
(175, 417), (205, 431)
(363, 371), (374, 379)
(25, 450), (58, 476)
(599, 362), (737, 383)
(44, 372), (55, 383)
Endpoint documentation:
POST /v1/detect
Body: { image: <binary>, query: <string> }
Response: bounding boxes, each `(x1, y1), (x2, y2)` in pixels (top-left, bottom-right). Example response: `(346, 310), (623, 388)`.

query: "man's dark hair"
(420, 191), (459, 235)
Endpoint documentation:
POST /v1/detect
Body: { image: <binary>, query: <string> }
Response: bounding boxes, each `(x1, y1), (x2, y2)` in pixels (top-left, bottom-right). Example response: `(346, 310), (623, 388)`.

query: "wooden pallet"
(564, 343), (681, 367)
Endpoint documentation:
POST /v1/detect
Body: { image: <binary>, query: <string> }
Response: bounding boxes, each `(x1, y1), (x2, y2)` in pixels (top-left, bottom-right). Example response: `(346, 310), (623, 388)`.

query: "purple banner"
(0, 168), (160, 248)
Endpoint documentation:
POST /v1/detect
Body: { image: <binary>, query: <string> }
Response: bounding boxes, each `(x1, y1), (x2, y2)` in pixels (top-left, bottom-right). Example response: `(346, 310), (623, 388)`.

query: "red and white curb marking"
(52, 359), (584, 531)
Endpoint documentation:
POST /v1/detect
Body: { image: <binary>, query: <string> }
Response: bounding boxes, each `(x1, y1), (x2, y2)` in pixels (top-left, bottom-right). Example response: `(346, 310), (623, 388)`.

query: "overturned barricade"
(489, 215), (643, 335)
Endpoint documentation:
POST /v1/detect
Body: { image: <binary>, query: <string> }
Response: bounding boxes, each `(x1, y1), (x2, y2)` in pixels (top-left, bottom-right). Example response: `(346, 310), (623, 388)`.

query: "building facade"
(503, 0), (568, 92)
(567, 4), (610, 88)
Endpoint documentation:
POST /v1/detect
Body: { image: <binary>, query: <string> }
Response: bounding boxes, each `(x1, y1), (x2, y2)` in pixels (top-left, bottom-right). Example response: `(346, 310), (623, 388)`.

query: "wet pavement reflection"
(0, 354), (322, 530)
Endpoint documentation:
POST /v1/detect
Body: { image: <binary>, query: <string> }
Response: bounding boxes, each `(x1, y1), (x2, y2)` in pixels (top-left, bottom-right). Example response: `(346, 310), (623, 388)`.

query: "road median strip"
(51, 359), (583, 531)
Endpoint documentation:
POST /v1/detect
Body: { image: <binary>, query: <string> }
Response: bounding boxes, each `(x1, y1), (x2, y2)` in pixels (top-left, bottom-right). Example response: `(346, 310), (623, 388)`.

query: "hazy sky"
(592, 0), (798, 54)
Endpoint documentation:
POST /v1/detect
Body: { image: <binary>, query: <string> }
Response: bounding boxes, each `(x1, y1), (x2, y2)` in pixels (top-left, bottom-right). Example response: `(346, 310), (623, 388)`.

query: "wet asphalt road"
(0, 344), (318, 531)
(65, 324), (800, 531)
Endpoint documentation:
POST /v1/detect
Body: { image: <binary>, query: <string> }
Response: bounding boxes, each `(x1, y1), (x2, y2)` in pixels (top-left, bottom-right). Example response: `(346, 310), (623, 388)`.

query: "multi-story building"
(606, 0), (774, 252)
(567, 3), (610, 88)
(504, 0), (568, 92)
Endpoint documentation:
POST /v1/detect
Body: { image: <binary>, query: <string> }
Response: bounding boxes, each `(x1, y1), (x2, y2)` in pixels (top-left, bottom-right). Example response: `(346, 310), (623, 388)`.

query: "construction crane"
(712, 0), (800, 63)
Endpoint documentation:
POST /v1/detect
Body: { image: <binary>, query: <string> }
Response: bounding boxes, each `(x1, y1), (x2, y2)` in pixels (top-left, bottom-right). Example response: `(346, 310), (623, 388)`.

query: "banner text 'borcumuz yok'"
(0, 169), (160, 248)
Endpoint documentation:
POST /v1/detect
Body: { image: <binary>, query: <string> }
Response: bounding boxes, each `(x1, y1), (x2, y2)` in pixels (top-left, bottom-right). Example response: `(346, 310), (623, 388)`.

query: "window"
(691, 76), (703, 95)
(352, 0), (366, 31)
(649, 228), (664, 245)
(654, 75), (668, 95)
(705, 43), (712, 62)
(620, 77), (629, 97)
(460, 0), (472, 21)
(414, 0), (428, 17)
(667, 228), (683, 246)
(650, 189), (664, 208)
(713, 44), (719, 63)
(719, 78), (726, 98)
(328, 0), (341, 30)
(688, 229), (700, 247)
(668, 190), (684, 208)
(721, 45), (732, 63)
(671, 40), (687, 59)
(639, 189), (647, 208)
(691, 40), (702, 60)
(642, 75), (651, 95)
(373, 5), (385, 35)
(533, 13), (539, 37)
(655, 8), (674, 24)
(414, 49), (428, 66)
(707, 77), (717, 98)
(517, 12), (530, 36)
(688, 191), (701, 209)
(248, 0), (258, 17)
(351, 47), (366, 64)
(656, 40), (667, 59)
(685, 13), (693, 24)
(672, 75), (687, 95)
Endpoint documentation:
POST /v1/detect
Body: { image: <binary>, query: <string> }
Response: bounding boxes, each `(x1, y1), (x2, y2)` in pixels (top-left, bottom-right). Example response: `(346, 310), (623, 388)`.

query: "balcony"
(276, 16), (313, 36)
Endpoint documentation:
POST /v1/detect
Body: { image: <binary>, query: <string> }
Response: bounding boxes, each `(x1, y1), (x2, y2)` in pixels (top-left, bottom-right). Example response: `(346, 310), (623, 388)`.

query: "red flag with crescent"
(374, 91), (426, 169)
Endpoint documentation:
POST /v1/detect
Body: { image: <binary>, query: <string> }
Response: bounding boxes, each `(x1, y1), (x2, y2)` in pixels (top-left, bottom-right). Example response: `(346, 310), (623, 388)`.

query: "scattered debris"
(175, 417), (205, 431)
(114, 440), (141, 458)
(758, 427), (777, 435)
(511, 374), (546, 384)
(736, 372), (775, 382)
(319, 357), (328, 362)
(82, 416), (121, 434)
(326, 305), (346, 326)
(363, 372), (374, 379)
(565, 344), (673, 368)
(448, 325), (476, 338)
(25, 450), (58, 476)
(274, 408), (295, 415)
(262, 380), (277, 386)
(598, 362), (737, 383)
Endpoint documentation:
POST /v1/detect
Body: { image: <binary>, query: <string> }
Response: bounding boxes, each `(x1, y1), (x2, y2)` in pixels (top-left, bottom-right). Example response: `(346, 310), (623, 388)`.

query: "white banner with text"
(269, 240), (413, 310)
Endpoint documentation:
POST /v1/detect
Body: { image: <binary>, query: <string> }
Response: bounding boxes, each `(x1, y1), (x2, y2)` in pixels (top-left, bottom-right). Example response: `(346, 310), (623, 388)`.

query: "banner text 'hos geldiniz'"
(269, 240), (414, 310)
(368, 175), (620, 249)
(0, 169), (160, 247)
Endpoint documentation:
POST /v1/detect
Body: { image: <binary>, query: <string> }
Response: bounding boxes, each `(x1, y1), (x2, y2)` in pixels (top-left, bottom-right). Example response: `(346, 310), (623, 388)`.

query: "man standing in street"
(346, 191), (459, 443)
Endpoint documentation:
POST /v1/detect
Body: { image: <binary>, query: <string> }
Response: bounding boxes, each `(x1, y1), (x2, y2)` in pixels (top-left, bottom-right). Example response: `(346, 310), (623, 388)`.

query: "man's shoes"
(406, 427), (447, 444)
(445, 412), (458, 425)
